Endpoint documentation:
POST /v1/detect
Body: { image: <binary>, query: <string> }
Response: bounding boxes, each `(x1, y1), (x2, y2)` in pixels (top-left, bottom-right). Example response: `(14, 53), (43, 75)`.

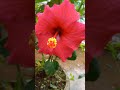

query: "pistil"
(47, 32), (58, 48)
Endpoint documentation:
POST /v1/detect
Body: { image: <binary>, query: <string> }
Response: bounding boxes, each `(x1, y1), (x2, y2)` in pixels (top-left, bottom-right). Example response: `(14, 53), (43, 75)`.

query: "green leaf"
(35, 60), (44, 74)
(70, 0), (78, 3)
(105, 43), (118, 60)
(44, 60), (59, 76)
(69, 73), (74, 81)
(35, 3), (44, 13)
(67, 51), (77, 60)
(80, 43), (85, 52)
(70, 0), (75, 3)
(35, 0), (47, 3)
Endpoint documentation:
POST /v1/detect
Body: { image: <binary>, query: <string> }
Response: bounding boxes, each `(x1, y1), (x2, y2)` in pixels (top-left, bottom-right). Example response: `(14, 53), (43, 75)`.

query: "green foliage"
(35, 0), (46, 13)
(35, 0), (47, 3)
(35, 60), (43, 75)
(75, 0), (85, 19)
(68, 51), (77, 60)
(35, 55), (59, 76)
(44, 60), (59, 76)
(69, 73), (74, 81)
(35, 0), (85, 81)
(35, 4), (44, 13)
(80, 42), (85, 52)
(35, 54), (46, 75)
(105, 42), (120, 60)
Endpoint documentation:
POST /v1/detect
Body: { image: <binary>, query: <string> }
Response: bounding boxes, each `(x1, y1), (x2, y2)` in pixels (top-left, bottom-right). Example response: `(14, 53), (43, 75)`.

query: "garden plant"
(35, 0), (85, 89)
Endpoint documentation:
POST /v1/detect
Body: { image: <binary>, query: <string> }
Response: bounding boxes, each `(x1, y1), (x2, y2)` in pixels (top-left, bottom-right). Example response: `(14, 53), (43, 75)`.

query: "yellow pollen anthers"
(47, 37), (57, 48)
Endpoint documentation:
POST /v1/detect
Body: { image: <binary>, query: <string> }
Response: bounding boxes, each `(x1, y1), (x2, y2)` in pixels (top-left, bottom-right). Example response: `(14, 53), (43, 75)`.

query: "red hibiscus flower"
(35, 0), (85, 62)
(0, 0), (34, 67)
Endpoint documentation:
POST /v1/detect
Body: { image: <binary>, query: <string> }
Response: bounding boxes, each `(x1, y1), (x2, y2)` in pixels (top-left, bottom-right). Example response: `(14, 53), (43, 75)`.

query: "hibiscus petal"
(51, 0), (80, 28)
(53, 40), (74, 62)
(62, 22), (85, 50)
(35, 5), (58, 35)
(36, 12), (42, 18)
(36, 33), (53, 55)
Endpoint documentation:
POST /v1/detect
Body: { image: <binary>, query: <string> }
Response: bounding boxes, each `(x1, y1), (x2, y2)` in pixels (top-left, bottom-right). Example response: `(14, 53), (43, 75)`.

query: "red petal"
(53, 40), (74, 62)
(36, 33), (53, 55)
(35, 5), (58, 35)
(62, 22), (85, 50)
(51, 0), (80, 29)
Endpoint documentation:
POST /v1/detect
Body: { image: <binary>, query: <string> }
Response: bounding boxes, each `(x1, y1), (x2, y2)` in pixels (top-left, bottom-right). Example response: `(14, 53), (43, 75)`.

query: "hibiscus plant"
(35, 0), (85, 77)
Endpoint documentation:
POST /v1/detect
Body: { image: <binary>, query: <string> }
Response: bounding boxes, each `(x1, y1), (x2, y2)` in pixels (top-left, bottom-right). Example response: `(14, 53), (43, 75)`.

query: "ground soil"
(35, 67), (66, 90)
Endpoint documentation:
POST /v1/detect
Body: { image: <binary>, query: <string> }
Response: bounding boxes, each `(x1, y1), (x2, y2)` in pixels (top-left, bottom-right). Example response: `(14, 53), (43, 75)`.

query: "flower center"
(47, 32), (58, 48)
